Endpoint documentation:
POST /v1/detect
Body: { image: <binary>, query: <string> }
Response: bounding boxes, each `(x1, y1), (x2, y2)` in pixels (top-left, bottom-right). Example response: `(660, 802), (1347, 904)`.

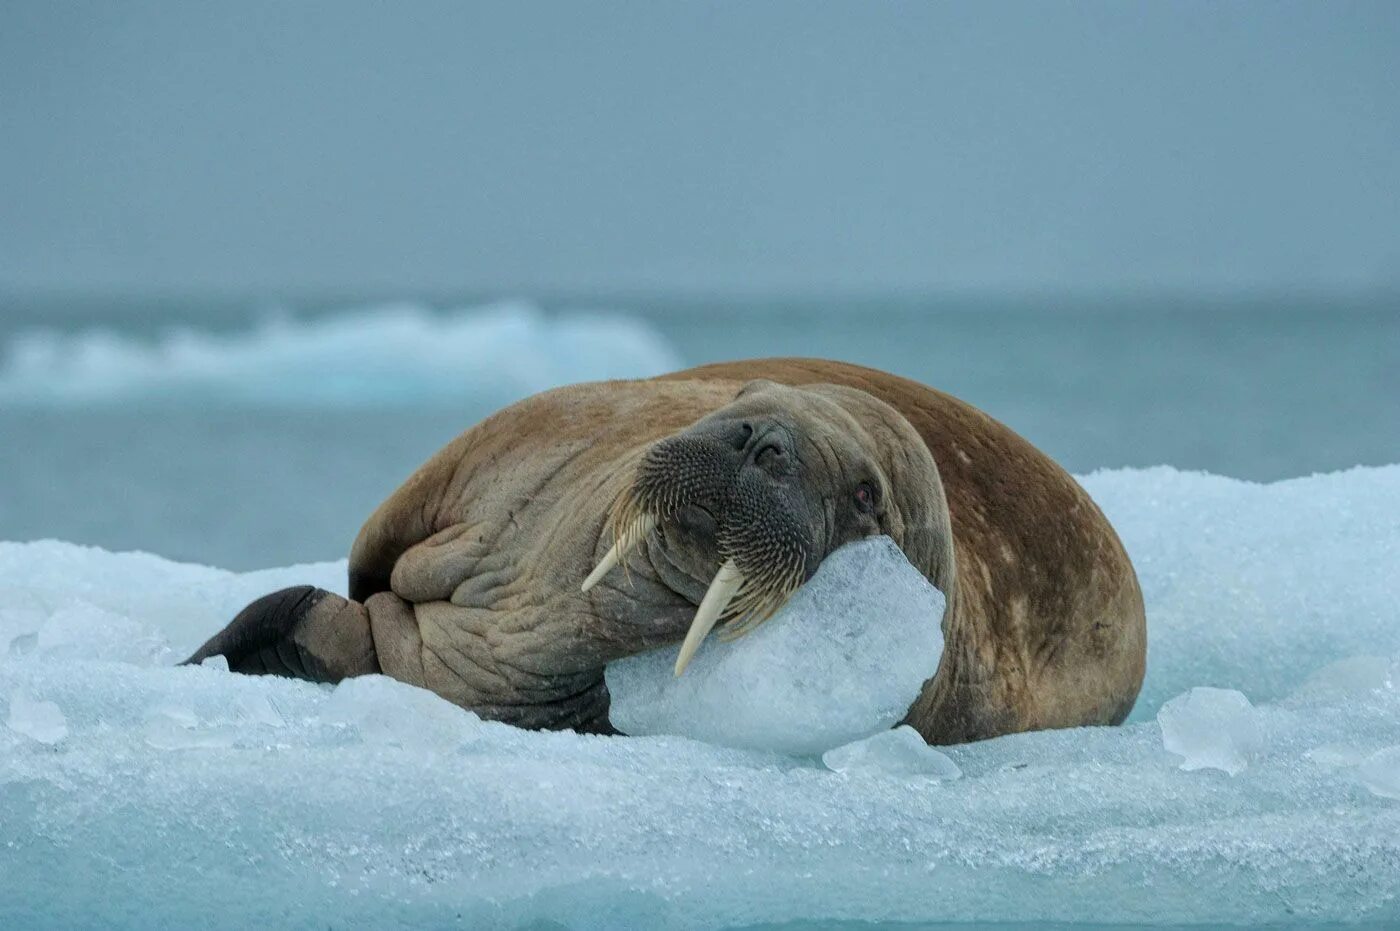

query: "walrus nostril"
(755, 442), (784, 469)
(733, 422), (754, 450)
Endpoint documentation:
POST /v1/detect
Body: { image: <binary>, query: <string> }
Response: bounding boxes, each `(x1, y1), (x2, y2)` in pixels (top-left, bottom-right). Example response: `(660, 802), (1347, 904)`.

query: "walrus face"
(584, 380), (945, 675)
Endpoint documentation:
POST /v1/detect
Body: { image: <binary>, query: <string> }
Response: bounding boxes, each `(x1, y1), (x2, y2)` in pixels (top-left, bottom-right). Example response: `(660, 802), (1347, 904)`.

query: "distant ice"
(1158, 686), (1263, 775)
(2, 464), (1399, 927)
(605, 536), (945, 755)
(0, 301), (681, 407)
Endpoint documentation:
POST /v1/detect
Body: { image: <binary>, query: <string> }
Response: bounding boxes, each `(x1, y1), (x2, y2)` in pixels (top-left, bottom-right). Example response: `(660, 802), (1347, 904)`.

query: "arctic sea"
(1, 292), (1399, 928)
(1, 291), (1396, 568)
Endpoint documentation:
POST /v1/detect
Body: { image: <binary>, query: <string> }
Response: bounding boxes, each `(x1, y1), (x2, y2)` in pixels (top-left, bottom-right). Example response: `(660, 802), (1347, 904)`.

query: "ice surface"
(1157, 687), (1263, 775)
(605, 536), (945, 755)
(822, 726), (962, 779)
(5, 689), (68, 744)
(1082, 465), (1400, 716)
(0, 301), (680, 407)
(2, 465), (1399, 927)
(1359, 746), (1400, 800)
(322, 675), (485, 750)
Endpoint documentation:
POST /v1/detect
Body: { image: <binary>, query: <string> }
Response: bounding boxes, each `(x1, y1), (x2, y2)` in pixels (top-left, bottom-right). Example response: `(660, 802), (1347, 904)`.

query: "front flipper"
(184, 586), (380, 682)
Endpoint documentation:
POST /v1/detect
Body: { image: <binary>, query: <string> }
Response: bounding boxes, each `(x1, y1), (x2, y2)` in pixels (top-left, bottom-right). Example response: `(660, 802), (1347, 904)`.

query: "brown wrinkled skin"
(342, 359), (1146, 744)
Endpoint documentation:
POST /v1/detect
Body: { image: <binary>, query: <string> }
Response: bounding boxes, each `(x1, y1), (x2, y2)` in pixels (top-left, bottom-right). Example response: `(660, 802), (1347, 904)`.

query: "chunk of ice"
(322, 675), (484, 750)
(1158, 686), (1263, 775)
(6, 689), (68, 744)
(143, 708), (238, 750)
(605, 536), (945, 755)
(1305, 742), (1370, 768)
(7, 631), (37, 658)
(822, 725), (962, 779)
(1358, 746), (1400, 800)
(36, 602), (169, 665)
(232, 692), (285, 728)
(1292, 654), (1392, 701)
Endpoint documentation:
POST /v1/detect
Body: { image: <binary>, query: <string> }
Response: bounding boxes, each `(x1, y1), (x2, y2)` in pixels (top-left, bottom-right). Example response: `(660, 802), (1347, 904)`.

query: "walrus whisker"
(674, 558), (745, 676)
(609, 493), (645, 589)
(722, 577), (782, 621)
(580, 510), (656, 593)
(717, 564), (802, 642)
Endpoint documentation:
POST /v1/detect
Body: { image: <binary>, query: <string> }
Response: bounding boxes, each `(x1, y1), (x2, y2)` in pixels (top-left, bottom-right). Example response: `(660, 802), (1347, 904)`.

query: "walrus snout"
(578, 429), (735, 594)
(580, 414), (819, 676)
(675, 502), (718, 536)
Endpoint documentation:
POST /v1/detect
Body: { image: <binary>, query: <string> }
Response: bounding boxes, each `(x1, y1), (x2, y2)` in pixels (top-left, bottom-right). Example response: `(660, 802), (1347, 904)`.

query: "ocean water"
(1, 292), (1396, 568)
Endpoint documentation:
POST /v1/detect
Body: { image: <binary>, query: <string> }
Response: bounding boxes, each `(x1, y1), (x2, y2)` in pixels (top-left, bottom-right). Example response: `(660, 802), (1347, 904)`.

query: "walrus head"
(584, 380), (953, 674)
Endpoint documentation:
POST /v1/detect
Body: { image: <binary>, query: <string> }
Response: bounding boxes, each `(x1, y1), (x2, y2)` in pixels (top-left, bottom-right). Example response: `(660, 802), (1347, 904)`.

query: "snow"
(605, 536), (945, 755)
(1157, 687), (1263, 775)
(2, 464), (1399, 927)
(0, 302), (681, 407)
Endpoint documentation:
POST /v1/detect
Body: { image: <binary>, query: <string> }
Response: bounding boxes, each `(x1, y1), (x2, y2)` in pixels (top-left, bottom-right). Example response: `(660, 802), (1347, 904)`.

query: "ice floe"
(2, 464), (1399, 927)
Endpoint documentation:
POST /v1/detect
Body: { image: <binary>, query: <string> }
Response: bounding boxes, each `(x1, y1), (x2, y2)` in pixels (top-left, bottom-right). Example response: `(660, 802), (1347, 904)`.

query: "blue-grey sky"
(2, 1), (1398, 296)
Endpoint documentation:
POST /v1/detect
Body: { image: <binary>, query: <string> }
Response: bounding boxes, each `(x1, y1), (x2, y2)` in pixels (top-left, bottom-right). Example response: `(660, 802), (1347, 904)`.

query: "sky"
(2, 1), (1398, 298)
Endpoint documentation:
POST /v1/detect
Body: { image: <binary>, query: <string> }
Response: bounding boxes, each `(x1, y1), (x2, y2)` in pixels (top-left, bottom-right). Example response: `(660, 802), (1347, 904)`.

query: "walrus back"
(661, 358), (1148, 743)
(203, 357), (1145, 746)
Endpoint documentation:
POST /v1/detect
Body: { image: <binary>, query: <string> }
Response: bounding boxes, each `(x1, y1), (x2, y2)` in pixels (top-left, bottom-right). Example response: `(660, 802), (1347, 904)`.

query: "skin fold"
(187, 358), (1146, 744)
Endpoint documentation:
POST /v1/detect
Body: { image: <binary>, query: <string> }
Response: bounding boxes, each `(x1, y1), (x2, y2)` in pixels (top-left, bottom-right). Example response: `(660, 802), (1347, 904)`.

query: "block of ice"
(822, 725), (962, 779)
(1, 464), (1399, 928)
(36, 602), (170, 665)
(321, 675), (485, 750)
(1158, 686), (1263, 775)
(7, 631), (37, 658)
(6, 689), (68, 744)
(143, 707), (239, 751)
(1292, 654), (1393, 701)
(605, 536), (945, 755)
(1305, 742), (1370, 768)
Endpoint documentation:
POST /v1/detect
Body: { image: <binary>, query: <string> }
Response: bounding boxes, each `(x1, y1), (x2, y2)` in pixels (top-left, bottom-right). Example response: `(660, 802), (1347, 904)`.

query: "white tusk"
(581, 513), (656, 592)
(674, 559), (745, 676)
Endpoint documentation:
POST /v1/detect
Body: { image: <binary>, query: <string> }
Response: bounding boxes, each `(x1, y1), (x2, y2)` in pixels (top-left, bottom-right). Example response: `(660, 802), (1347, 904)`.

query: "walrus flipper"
(184, 586), (381, 683)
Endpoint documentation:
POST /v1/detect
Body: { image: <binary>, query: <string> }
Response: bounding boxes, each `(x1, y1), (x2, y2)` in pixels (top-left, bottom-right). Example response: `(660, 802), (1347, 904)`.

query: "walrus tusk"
(581, 513), (657, 592)
(674, 559), (745, 676)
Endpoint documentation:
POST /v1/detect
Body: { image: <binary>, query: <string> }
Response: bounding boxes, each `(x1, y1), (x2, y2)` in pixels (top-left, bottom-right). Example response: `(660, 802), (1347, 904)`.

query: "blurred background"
(2, 1), (1397, 568)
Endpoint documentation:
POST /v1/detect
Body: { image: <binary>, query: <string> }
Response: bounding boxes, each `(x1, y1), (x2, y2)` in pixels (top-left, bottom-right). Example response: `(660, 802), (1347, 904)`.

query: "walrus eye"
(854, 482), (876, 513)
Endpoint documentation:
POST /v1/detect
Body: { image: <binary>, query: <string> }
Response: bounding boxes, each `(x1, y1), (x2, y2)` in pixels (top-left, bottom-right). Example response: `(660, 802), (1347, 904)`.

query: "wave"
(0, 301), (682, 407)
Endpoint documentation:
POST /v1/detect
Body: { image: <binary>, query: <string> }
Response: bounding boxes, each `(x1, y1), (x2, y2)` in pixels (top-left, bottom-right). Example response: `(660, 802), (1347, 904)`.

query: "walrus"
(186, 358), (1146, 744)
